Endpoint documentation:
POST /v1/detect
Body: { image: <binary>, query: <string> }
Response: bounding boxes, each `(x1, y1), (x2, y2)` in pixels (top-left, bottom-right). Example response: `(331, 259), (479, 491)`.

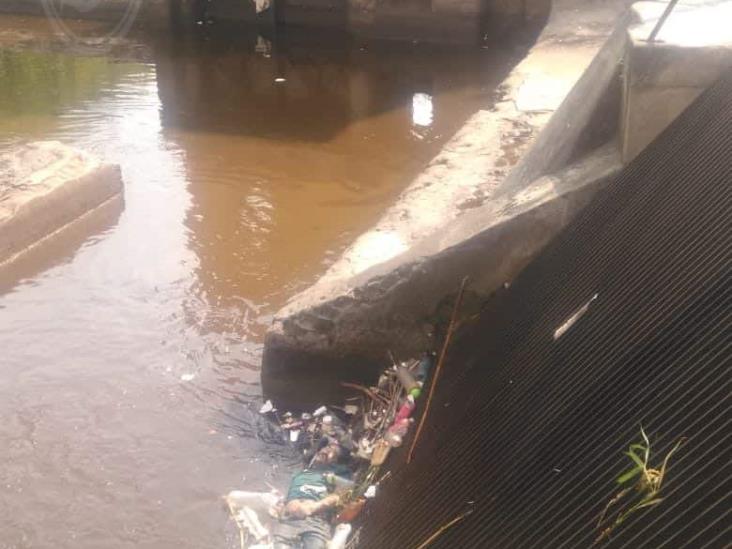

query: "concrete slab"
(0, 141), (123, 266)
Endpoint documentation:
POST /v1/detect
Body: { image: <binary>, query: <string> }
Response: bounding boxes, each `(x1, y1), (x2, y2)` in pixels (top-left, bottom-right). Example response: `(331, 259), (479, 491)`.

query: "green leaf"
(626, 450), (646, 469)
(616, 467), (641, 484)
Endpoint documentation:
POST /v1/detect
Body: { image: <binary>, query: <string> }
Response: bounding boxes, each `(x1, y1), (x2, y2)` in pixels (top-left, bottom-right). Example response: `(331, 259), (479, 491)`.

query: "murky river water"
(0, 14), (520, 548)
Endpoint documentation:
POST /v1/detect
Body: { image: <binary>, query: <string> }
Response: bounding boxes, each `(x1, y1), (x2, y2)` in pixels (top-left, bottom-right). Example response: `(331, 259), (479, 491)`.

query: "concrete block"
(621, 0), (732, 162)
(0, 142), (123, 265)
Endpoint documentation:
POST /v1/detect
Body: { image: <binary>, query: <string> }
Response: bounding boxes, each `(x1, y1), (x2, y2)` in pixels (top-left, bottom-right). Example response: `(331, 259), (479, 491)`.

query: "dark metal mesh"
(355, 69), (732, 548)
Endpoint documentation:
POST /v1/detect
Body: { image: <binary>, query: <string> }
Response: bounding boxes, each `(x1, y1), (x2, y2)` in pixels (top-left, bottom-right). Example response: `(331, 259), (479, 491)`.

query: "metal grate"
(355, 68), (732, 548)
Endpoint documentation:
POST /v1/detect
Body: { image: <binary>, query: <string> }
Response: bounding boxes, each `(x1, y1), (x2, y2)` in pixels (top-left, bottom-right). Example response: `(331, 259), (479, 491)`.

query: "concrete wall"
(263, 145), (622, 403)
(620, 0), (732, 162)
(262, 0), (630, 393)
(0, 0), (549, 44)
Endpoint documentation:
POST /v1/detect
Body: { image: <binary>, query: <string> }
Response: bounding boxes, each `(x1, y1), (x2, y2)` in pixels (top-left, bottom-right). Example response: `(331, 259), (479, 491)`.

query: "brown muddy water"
(0, 14), (523, 548)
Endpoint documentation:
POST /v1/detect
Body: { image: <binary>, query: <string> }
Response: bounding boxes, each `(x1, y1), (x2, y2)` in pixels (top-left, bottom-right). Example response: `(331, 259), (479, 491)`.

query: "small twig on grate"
(415, 508), (473, 549)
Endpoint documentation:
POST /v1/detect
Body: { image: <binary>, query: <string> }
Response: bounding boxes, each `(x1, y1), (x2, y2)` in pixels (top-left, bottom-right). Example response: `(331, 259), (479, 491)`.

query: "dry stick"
(340, 382), (390, 405)
(407, 276), (469, 464)
(415, 509), (474, 549)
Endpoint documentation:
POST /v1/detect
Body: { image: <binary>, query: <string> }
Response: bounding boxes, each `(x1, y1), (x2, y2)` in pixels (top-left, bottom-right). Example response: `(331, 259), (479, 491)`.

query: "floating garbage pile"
(225, 351), (436, 549)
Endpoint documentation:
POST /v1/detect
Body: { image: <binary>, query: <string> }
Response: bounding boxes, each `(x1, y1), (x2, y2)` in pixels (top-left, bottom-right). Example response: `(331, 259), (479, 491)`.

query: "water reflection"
(0, 15), (522, 548)
(412, 92), (433, 127)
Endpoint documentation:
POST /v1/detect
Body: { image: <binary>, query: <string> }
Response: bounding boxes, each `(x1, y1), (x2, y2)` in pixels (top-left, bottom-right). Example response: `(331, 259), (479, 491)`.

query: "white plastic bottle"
(328, 523), (352, 549)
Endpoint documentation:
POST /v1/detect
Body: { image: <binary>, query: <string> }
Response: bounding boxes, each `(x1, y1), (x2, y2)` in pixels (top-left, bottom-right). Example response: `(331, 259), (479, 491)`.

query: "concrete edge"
(263, 143), (622, 396)
(0, 161), (123, 265)
(0, 190), (124, 271)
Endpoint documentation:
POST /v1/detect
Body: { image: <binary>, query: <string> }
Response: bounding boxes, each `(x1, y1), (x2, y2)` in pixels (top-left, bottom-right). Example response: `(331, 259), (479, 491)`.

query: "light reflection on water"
(0, 15), (519, 548)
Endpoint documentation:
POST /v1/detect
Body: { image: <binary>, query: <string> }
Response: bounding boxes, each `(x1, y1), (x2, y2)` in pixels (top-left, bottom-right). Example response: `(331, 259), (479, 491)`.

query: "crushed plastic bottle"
(328, 523), (352, 549)
(395, 395), (415, 421)
(385, 418), (411, 447)
(395, 365), (419, 392)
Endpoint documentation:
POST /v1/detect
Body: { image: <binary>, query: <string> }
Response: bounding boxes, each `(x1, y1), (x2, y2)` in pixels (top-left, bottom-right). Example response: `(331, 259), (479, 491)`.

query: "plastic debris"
(335, 498), (365, 523)
(371, 439), (391, 465)
(395, 395), (415, 421)
(416, 352), (435, 382)
(225, 490), (282, 548)
(238, 348), (435, 547)
(395, 365), (419, 392)
(259, 400), (275, 414)
(254, 0), (271, 14)
(180, 373), (195, 382)
(328, 523), (352, 549)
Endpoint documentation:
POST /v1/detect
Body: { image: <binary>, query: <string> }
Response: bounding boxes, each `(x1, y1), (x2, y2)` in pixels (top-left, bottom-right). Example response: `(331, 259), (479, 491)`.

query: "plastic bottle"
(395, 365), (419, 392)
(395, 395), (415, 421)
(384, 431), (403, 447)
(385, 418), (410, 447)
(328, 523), (352, 549)
(416, 352), (435, 382)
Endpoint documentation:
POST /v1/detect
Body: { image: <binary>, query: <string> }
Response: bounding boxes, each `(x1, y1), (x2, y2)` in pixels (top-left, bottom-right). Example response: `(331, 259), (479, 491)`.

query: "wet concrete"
(0, 14), (526, 548)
